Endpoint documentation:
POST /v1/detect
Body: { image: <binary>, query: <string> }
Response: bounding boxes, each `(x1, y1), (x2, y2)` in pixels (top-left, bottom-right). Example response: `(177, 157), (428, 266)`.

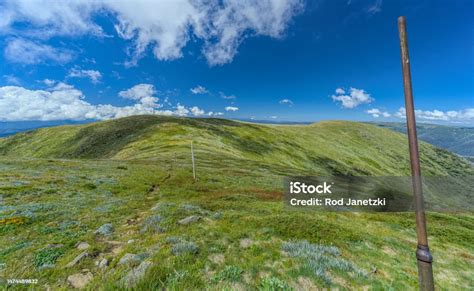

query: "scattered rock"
(211, 212), (223, 220)
(118, 253), (141, 266)
(178, 215), (201, 225)
(66, 252), (88, 268)
(127, 239), (135, 244)
(98, 258), (109, 269)
(94, 224), (114, 236)
(67, 271), (93, 289)
(75, 242), (90, 250)
(121, 261), (152, 288)
(239, 239), (253, 249)
(118, 253), (148, 266)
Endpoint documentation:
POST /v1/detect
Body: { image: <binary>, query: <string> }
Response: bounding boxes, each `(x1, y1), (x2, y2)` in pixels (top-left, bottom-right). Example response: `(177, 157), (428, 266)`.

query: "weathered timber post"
(398, 16), (434, 291)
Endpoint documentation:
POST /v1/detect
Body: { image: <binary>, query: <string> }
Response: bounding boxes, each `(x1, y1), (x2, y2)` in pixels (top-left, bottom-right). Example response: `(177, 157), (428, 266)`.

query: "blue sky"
(0, 0), (473, 124)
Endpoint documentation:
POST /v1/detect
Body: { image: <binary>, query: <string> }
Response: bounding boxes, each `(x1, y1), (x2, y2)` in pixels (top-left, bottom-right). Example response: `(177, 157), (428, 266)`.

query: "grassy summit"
(0, 115), (472, 290)
(0, 115), (471, 176)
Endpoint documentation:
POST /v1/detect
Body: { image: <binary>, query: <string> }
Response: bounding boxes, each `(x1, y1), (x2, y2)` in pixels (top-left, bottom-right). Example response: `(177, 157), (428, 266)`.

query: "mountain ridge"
(373, 122), (474, 157)
(0, 115), (471, 178)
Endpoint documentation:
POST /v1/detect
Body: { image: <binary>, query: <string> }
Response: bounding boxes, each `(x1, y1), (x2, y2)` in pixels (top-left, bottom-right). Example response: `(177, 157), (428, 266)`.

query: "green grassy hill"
(0, 115), (471, 177)
(1, 116), (473, 290)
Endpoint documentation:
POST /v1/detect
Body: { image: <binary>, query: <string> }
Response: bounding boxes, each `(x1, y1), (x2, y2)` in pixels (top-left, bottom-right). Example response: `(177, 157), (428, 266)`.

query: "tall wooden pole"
(398, 16), (434, 291)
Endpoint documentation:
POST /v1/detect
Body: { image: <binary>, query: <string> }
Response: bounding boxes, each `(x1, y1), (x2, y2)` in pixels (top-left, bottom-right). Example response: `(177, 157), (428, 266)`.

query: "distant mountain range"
(0, 120), (90, 137)
(372, 122), (474, 159)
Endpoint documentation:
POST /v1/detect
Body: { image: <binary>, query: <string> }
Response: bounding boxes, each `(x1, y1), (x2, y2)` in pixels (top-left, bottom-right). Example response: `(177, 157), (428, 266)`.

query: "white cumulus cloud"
(3, 74), (21, 85)
(0, 0), (304, 66)
(0, 85), (100, 121)
(190, 106), (205, 116)
(207, 111), (223, 117)
(174, 104), (189, 117)
(220, 92), (236, 100)
(68, 68), (102, 84)
(279, 98), (294, 106)
(0, 0), (104, 37)
(118, 83), (163, 110)
(225, 106), (239, 112)
(119, 84), (156, 101)
(0, 84), (218, 121)
(332, 87), (373, 109)
(4, 38), (74, 64)
(395, 107), (474, 123)
(367, 108), (390, 118)
(190, 85), (208, 95)
(42, 79), (56, 87)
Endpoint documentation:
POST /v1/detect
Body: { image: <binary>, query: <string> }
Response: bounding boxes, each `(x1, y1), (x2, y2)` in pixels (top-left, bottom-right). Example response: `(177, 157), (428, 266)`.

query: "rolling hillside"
(0, 115), (471, 177)
(1, 116), (473, 290)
